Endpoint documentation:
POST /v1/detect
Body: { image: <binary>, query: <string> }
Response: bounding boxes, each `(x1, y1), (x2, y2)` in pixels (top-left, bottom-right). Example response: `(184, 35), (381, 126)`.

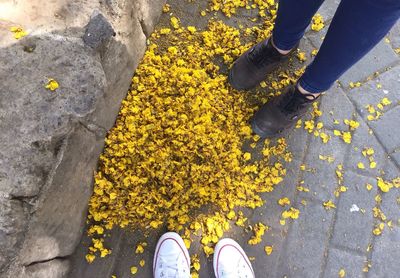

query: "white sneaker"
(153, 232), (191, 278)
(213, 238), (255, 278)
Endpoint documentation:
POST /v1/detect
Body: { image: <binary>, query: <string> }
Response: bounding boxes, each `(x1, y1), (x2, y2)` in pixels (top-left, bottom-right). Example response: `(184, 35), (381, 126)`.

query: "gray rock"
(19, 124), (104, 265)
(21, 259), (70, 278)
(83, 12), (115, 50)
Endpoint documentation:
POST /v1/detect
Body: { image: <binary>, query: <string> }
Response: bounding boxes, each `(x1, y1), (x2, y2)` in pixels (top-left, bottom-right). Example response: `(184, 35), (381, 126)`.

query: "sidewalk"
(69, 1), (400, 277)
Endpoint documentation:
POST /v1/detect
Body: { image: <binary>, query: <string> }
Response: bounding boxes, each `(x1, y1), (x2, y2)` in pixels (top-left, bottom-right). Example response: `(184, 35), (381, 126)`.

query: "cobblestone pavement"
(69, 1), (400, 277)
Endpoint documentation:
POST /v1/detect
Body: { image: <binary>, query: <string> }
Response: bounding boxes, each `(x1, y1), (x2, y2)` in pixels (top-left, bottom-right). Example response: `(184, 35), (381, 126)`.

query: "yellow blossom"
(278, 197), (290, 206)
(45, 79), (59, 91)
(311, 14), (324, 31)
(130, 266), (138, 275)
(264, 245), (273, 255)
(323, 200), (336, 210)
(10, 26), (27, 39)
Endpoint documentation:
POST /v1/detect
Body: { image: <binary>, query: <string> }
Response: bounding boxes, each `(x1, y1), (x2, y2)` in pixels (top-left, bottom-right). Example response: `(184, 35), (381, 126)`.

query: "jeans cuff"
(298, 77), (324, 94)
(272, 32), (301, 51)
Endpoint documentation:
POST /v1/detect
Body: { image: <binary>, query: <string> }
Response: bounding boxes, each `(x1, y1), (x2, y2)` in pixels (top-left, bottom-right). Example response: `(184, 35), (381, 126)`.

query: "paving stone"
(369, 106), (400, 153)
(382, 156), (400, 179)
(275, 199), (334, 278)
(378, 158), (400, 223)
(307, 28), (399, 87)
(316, 0), (341, 22)
(68, 228), (126, 278)
(331, 171), (377, 252)
(346, 65), (400, 120)
(344, 114), (388, 177)
(252, 158), (303, 231)
(390, 150), (400, 167)
(246, 227), (290, 278)
(318, 85), (356, 130)
(368, 227), (400, 278)
(286, 123), (310, 158)
(306, 25), (327, 49)
(338, 40), (399, 87)
(323, 247), (366, 278)
(299, 134), (348, 201)
(388, 21), (400, 49)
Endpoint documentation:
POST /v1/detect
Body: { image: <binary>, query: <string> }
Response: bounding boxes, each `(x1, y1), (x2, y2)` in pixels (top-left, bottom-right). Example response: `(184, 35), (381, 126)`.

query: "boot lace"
(248, 40), (278, 68)
(278, 88), (317, 115)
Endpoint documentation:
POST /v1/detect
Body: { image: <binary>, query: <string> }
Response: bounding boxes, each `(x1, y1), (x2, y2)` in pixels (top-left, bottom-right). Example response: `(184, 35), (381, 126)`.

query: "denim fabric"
(272, 0), (400, 93)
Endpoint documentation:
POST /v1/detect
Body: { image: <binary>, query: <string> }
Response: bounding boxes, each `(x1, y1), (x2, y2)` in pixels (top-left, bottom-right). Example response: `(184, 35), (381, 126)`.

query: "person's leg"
(298, 0), (400, 94)
(213, 238), (255, 278)
(153, 232), (191, 278)
(272, 0), (326, 52)
(229, 0), (325, 90)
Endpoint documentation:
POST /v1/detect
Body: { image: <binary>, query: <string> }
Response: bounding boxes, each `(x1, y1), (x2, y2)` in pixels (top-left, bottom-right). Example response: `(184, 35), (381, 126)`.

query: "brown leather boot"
(251, 85), (319, 137)
(229, 38), (298, 91)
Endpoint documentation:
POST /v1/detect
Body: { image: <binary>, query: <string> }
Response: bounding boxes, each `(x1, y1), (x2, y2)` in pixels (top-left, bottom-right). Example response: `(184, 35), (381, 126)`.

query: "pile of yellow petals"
(209, 0), (277, 18)
(86, 20), (292, 261)
(311, 14), (324, 31)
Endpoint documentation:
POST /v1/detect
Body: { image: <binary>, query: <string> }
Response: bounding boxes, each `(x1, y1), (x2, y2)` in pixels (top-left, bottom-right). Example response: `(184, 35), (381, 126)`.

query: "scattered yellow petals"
(339, 268), (346, 278)
(323, 200), (336, 210)
(264, 245), (273, 255)
(357, 162), (365, 169)
(297, 51), (306, 62)
(170, 17), (180, 29)
(377, 177), (392, 193)
(130, 266), (138, 275)
(311, 14), (324, 31)
(243, 152), (251, 161)
(278, 197), (291, 206)
(10, 26), (27, 39)
(85, 254), (96, 263)
(248, 223), (269, 245)
(45, 79), (59, 91)
(282, 207), (300, 219)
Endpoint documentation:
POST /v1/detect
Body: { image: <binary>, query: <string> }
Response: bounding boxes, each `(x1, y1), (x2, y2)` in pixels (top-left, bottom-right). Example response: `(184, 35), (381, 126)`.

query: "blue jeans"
(272, 0), (400, 93)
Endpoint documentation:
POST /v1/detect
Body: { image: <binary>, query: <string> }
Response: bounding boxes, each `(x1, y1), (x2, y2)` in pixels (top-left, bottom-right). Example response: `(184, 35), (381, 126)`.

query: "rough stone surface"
(338, 40), (398, 86)
(369, 228), (400, 278)
(21, 259), (70, 278)
(323, 248), (366, 278)
(346, 65), (400, 120)
(388, 22), (400, 49)
(299, 134), (347, 201)
(0, 0), (166, 276)
(275, 199), (334, 277)
(318, 85), (356, 131)
(369, 106), (400, 153)
(344, 114), (388, 177)
(331, 171), (377, 252)
(83, 12), (115, 49)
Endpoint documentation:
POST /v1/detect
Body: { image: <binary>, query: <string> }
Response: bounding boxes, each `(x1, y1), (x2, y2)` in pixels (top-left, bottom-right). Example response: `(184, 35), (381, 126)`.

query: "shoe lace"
(278, 88), (317, 115)
(219, 257), (253, 278)
(248, 40), (278, 68)
(157, 254), (189, 278)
